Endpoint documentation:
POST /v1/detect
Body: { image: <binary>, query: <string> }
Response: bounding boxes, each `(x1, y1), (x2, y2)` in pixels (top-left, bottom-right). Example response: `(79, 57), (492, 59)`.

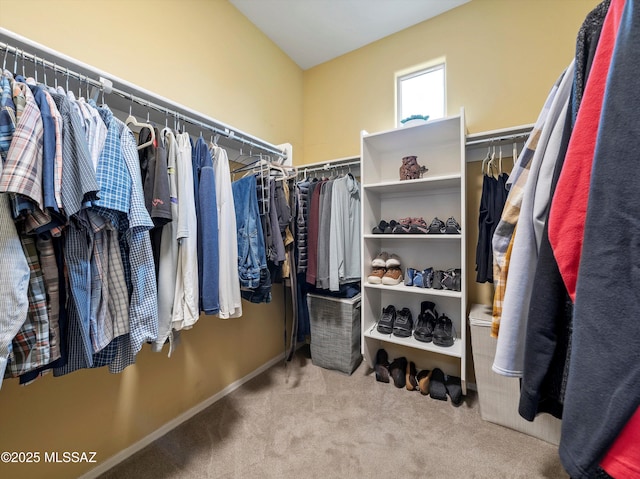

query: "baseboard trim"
(78, 352), (286, 479)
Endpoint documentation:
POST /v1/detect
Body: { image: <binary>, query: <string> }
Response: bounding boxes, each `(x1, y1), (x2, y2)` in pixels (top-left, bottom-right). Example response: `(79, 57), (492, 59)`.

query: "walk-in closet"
(0, 1), (636, 479)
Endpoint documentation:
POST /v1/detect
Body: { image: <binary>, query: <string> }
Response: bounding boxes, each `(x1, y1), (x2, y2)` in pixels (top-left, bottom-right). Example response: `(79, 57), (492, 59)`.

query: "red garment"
(548, 0), (626, 301)
(601, 407), (640, 479)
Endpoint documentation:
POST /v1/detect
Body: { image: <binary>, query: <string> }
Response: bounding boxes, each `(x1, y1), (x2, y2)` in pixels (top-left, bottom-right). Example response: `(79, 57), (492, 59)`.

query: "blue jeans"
(232, 175), (267, 288)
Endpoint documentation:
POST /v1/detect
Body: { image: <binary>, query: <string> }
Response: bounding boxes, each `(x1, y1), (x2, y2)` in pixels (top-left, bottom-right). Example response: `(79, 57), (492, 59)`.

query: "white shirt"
(211, 145), (242, 319)
(171, 133), (199, 331)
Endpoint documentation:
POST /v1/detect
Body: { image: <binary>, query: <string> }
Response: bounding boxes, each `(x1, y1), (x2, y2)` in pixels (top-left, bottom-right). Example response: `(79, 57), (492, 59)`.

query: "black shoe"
(432, 270), (444, 289)
(433, 314), (454, 347)
(377, 305), (396, 334)
(429, 368), (448, 401)
(441, 268), (462, 291)
(392, 307), (413, 338)
(389, 357), (408, 388)
(372, 220), (389, 234)
(427, 217), (446, 234)
(414, 301), (438, 343)
(445, 216), (461, 234)
(445, 374), (463, 406)
(384, 220), (398, 234)
(374, 349), (390, 383)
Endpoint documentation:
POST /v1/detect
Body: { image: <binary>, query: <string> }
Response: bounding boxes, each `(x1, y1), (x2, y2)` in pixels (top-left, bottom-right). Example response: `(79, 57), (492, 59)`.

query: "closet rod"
(301, 160), (360, 174)
(0, 29), (287, 161)
(465, 130), (531, 147)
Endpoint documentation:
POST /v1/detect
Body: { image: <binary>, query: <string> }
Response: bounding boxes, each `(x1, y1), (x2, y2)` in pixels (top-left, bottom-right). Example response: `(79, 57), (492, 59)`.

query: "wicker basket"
(307, 293), (362, 375)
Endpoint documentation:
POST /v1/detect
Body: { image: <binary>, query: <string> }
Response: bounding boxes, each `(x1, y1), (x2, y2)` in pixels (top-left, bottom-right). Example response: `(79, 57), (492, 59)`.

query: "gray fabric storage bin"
(307, 293), (362, 375)
(469, 303), (561, 445)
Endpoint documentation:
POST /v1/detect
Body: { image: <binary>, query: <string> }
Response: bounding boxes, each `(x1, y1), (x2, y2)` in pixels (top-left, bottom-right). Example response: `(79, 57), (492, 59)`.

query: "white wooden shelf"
(363, 283), (462, 298)
(360, 107), (467, 394)
(364, 328), (462, 358)
(363, 233), (462, 240)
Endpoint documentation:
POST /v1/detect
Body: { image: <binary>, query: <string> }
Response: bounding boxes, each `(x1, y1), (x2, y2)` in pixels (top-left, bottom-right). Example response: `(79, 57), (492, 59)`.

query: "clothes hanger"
(481, 145), (491, 176)
(125, 100), (156, 150)
(498, 145), (503, 176)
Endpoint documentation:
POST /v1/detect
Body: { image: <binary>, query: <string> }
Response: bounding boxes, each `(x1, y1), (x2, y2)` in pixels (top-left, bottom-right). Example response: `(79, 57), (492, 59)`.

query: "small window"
(397, 63), (446, 127)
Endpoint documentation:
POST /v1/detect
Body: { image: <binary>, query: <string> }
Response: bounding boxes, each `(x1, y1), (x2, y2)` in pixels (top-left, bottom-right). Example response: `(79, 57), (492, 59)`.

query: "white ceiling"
(229, 0), (471, 70)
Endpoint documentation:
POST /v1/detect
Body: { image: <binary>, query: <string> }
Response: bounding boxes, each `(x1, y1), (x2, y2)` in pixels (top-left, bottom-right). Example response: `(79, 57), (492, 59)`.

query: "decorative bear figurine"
(399, 156), (428, 180)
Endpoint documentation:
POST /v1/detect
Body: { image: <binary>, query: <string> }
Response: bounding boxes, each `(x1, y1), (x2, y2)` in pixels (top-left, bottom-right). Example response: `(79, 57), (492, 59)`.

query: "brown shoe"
(367, 267), (386, 284)
(417, 369), (433, 395)
(382, 267), (403, 285)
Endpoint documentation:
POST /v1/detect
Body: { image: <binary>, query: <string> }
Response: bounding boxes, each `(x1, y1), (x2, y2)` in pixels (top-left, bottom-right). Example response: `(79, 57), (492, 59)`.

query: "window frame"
(396, 60), (446, 127)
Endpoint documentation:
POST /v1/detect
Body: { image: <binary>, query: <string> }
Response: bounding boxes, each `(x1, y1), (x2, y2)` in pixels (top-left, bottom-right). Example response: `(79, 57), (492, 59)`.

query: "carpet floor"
(97, 347), (567, 479)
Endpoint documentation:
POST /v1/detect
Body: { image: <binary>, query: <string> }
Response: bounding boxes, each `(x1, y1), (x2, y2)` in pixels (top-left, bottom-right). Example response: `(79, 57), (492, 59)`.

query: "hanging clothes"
(329, 173), (360, 291)
(211, 145), (242, 319)
(557, 0), (640, 475)
(519, 0), (612, 421)
(492, 60), (575, 378)
(192, 137), (219, 315)
(171, 132), (199, 332)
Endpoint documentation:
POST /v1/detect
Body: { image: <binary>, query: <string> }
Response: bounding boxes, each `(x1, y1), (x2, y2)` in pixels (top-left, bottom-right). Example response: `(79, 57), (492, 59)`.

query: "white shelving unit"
(360, 108), (467, 394)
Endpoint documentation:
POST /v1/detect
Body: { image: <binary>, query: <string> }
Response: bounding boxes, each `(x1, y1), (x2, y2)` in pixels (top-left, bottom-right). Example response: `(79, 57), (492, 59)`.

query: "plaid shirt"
(491, 71), (564, 333)
(109, 125), (157, 374)
(0, 81), (44, 211)
(48, 91), (99, 218)
(492, 229), (516, 338)
(0, 193), (30, 387)
(43, 91), (63, 212)
(0, 72), (16, 166)
(6, 235), (51, 378)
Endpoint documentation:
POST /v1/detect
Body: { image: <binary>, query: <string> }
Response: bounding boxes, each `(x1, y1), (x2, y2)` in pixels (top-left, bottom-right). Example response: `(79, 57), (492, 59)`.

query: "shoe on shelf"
(372, 220), (390, 234)
(385, 253), (401, 268)
(392, 307), (413, 338)
(392, 217), (413, 234)
(416, 369), (432, 395)
(429, 368), (448, 401)
(413, 301), (438, 342)
(374, 348), (390, 383)
(413, 267), (434, 288)
(377, 305), (396, 334)
(432, 270), (444, 289)
(367, 267), (386, 284)
(388, 357), (408, 388)
(382, 267), (403, 285)
(445, 374), (463, 406)
(433, 314), (455, 347)
(406, 361), (418, 391)
(445, 216), (461, 234)
(404, 267), (416, 286)
(371, 252), (389, 268)
(427, 217), (446, 234)
(441, 268), (462, 291)
(384, 220), (398, 234)
(409, 217), (429, 234)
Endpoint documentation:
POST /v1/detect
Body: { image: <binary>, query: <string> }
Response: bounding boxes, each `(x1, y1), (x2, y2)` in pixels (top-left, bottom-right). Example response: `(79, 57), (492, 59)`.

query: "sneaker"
(441, 268), (462, 291)
(371, 252), (389, 268)
(384, 220), (398, 234)
(385, 253), (401, 268)
(392, 307), (413, 338)
(427, 217), (446, 234)
(445, 216), (461, 234)
(367, 267), (386, 284)
(409, 217), (429, 234)
(413, 267), (434, 288)
(381, 267), (403, 285)
(432, 270), (444, 289)
(377, 305), (396, 334)
(372, 220), (390, 234)
(404, 267), (416, 286)
(433, 314), (454, 347)
(392, 217), (413, 234)
(414, 301), (438, 343)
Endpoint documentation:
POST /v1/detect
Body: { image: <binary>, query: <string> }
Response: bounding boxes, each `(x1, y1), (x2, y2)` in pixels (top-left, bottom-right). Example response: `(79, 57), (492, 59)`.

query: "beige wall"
(0, 1), (301, 479)
(0, 1), (602, 478)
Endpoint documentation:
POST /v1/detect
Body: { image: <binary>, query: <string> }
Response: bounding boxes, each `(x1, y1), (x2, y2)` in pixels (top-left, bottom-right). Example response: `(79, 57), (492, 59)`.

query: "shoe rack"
(360, 108), (467, 394)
